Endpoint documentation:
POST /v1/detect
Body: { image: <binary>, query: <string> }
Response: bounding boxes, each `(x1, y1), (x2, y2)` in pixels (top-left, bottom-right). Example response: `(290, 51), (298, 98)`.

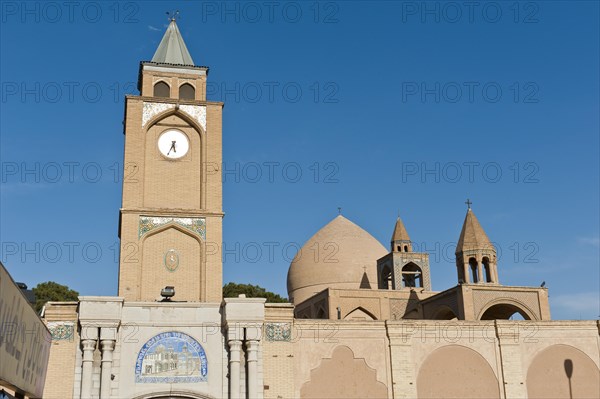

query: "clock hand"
(167, 140), (177, 155)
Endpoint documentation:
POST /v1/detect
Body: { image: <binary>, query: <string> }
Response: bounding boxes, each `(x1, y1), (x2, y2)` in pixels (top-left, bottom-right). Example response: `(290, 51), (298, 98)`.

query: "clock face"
(158, 129), (189, 159)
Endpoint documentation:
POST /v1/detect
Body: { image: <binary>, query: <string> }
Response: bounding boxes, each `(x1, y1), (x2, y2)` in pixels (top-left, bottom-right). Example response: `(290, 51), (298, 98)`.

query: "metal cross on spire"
(166, 10), (180, 21)
(338, 207), (342, 215)
(465, 199), (472, 209)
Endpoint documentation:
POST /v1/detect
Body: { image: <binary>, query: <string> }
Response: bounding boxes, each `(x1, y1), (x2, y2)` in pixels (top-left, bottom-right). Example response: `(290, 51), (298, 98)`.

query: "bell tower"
(117, 19), (224, 302)
(377, 215), (431, 291)
(455, 204), (498, 284)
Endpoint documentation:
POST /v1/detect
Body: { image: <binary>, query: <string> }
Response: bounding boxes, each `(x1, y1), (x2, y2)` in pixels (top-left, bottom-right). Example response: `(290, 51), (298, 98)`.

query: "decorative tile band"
(265, 322), (292, 342)
(139, 216), (206, 240)
(47, 322), (75, 341)
(179, 104), (207, 131)
(142, 101), (207, 131)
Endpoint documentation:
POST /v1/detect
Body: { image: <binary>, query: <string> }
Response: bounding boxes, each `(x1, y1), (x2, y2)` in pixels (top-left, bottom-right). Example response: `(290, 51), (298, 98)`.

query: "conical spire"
(152, 20), (195, 66)
(391, 217), (411, 243)
(456, 208), (494, 254)
(390, 215), (412, 252)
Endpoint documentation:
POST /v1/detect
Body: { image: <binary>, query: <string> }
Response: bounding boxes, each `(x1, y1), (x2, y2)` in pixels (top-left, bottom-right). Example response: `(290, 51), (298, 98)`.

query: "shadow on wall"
(526, 345), (600, 399)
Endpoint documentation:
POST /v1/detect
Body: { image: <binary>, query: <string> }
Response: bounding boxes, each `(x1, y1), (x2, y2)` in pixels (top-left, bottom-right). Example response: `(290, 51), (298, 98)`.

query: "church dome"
(287, 215), (387, 304)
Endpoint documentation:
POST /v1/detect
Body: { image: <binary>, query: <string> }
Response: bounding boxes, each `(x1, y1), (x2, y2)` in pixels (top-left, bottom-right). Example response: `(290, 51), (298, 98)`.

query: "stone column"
(477, 261), (484, 284)
(80, 329), (98, 399)
(100, 339), (115, 398)
(229, 339), (243, 399)
(463, 263), (470, 283)
(493, 262), (500, 283)
(246, 340), (260, 399)
(99, 327), (117, 399)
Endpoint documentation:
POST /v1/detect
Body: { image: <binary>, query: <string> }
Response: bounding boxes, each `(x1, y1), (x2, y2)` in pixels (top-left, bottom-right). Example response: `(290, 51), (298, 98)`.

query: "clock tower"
(118, 19), (223, 302)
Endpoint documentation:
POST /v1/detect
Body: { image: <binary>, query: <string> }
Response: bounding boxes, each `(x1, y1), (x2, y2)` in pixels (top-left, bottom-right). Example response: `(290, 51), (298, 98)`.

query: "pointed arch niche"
(344, 307), (377, 321)
(139, 223), (205, 302)
(143, 111), (206, 210)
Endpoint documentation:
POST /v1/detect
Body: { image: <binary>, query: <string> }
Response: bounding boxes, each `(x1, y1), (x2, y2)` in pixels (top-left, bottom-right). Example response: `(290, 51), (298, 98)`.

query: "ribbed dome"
(287, 215), (388, 305)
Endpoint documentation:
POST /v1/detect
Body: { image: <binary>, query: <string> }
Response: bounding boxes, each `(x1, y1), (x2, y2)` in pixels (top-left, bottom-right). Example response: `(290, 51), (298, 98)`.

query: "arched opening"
(381, 266), (393, 290)
(482, 257), (492, 282)
(153, 81), (170, 98)
(432, 306), (458, 320)
(469, 257), (479, 283)
(404, 245), (408, 252)
(480, 303), (531, 320)
(179, 83), (195, 100)
(397, 245), (402, 252)
(401, 263), (422, 288)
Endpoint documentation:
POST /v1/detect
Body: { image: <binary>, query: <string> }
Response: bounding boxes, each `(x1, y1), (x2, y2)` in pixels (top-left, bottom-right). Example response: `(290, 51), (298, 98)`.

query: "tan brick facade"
(36, 20), (599, 399)
(42, 302), (79, 399)
(118, 63), (224, 303)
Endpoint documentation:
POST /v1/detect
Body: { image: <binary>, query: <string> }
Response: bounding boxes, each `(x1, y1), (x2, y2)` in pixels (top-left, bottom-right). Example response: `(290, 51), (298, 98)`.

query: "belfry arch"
(153, 80), (170, 97)
(401, 262), (423, 288)
(479, 300), (536, 320)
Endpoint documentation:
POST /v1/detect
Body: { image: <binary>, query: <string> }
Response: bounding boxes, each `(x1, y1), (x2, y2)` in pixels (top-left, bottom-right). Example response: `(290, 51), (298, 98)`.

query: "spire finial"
(166, 10), (180, 22)
(337, 207), (342, 215)
(465, 198), (472, 210)
(152, 12), (195, 66)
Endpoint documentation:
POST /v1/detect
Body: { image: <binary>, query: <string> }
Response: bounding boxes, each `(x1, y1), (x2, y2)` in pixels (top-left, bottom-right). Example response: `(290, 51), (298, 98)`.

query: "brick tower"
(117, 19), (224, 302)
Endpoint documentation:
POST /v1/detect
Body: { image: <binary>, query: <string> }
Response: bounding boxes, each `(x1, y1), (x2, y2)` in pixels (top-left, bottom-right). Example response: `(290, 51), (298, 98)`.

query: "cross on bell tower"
(166, 10), (180, 21)
(455, 205), (498, 285)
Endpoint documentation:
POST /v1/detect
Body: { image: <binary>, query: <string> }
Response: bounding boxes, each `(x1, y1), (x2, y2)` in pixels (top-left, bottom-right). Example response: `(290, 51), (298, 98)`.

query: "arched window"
(153, 81), (170, 98)
(401, 263), (422, 288)
(404, 245), (409, 252)
(469, 257), (479, 283)
(432, 306), (458, 320)
(381, 266), (393, 290)
(480, 303), (531, 320)
(482, 257), (492, 282)
(179, 83), (195, 100)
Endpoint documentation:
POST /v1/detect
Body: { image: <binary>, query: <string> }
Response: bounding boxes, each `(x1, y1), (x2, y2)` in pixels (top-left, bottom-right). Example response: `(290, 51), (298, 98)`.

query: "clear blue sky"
(1, 1), (598, 320)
